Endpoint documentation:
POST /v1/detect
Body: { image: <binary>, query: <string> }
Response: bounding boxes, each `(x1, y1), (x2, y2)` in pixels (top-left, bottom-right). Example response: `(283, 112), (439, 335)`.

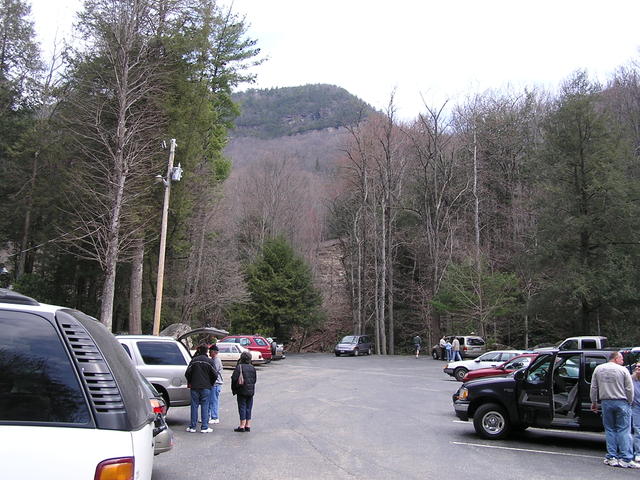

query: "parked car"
(0, 288), (155, 480)
(267, 337), (285, 360)
(216, 342), (266, 367)
(220, 335), (273, 362)
(334, 334), (374, 356)
(137, 372), (174, 455)
(117, 335), (193, 409)
(452, 349), (616, 439)
(462, 353), (538, 382)
(431, 335), (486, 360)
(535, 335), (608, 352)
(444, 350), (526, 381)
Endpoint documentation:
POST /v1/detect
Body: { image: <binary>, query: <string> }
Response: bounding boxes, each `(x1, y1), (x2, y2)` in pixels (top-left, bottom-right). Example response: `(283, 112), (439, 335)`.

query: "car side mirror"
(474, 358), (481, 362)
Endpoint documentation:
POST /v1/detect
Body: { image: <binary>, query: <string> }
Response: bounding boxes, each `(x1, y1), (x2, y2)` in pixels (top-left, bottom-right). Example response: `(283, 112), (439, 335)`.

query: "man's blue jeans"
(189, 388), (211, 430)
(452, 351), (462, 362)
(209, 384), (222, 420)
(601, 399), (633, 461)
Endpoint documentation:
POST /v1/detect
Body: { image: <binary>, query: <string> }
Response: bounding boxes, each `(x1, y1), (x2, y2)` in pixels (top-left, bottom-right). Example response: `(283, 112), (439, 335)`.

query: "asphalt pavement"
(152, 353), (636, 479)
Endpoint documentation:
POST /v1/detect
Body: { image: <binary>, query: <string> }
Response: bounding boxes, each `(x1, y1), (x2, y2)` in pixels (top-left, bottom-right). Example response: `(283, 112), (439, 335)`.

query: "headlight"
(457, 387), (469, 401)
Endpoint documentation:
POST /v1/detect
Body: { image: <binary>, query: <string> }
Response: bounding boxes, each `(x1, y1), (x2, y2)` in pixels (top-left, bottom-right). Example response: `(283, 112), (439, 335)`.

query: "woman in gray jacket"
(231, 351), (257, 432)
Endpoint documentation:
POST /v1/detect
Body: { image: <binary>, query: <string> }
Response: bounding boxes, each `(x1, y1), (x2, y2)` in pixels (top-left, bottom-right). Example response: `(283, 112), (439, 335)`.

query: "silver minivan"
(334, 334), (374, 356)
(432, 335), (486, 359)
(117, 335), (193, 409)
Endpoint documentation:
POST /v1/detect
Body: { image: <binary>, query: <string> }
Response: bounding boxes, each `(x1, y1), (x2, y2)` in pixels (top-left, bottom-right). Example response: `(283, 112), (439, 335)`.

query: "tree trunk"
(128, 236), (144, 334)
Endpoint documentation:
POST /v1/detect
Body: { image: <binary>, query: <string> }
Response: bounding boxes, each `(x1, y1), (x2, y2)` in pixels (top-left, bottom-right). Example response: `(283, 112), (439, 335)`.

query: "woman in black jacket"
(231, 351), (257, 432)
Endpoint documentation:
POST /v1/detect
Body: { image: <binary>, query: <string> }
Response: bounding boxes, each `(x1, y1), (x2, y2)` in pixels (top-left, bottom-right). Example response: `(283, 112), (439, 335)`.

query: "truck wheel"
(473, 403), (511, 439)
(454, 368), (468, 382)
(432, 350), (438, 360)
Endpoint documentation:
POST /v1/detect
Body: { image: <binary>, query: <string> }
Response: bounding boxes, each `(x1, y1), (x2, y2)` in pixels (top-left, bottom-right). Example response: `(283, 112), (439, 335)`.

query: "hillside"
(231, 84), (376, 139)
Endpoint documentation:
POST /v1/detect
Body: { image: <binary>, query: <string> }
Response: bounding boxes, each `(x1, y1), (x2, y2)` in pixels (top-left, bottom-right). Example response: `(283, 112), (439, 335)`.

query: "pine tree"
(235, 237), (324, 340)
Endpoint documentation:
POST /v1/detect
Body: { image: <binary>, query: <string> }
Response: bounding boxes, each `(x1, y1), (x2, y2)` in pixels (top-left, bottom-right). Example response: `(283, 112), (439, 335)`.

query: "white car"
(216, 342), (266, 367)
(0, 289), (155, 480)
(444, 350), (527, 381)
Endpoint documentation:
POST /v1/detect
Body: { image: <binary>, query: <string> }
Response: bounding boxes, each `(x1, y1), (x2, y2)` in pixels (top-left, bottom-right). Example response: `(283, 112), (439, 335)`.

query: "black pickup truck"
(452, 349), (620, 439)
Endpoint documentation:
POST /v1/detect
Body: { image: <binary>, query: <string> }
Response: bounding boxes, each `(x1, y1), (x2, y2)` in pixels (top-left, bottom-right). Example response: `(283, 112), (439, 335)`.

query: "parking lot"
(153, 354), (636, 479)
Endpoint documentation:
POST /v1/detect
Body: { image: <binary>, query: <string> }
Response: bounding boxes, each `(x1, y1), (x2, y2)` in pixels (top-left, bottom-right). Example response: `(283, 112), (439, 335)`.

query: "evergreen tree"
(233, 237), (324, 340)
(533, 71), (640, 336)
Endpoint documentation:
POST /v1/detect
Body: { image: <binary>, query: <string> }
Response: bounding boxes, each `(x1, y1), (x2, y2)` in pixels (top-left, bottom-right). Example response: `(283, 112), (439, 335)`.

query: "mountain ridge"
(231, 84), (376, 139)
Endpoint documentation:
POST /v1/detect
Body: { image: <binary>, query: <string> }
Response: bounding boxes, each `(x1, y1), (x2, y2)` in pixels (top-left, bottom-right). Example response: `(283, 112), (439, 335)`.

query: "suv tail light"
(463, 346), (468, 351)
(94, 457), (134, 480)
(150, 398), (167, 415)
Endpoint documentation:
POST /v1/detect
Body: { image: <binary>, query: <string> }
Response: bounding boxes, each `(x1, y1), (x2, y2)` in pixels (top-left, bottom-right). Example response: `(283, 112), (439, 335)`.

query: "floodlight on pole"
(152, 138), (178, 336)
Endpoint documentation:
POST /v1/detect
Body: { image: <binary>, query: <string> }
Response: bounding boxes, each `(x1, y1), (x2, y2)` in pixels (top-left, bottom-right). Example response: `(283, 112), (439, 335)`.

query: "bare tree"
(61, 0), (167, 329)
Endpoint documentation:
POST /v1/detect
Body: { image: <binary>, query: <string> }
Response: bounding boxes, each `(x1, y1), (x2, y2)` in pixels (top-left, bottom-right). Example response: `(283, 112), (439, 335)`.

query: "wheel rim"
(482, 411), (505, 435)
(455, 369), (467, 381)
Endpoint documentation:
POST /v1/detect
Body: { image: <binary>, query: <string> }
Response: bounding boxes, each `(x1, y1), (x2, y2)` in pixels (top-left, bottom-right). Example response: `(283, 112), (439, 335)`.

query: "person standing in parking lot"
(451, 337), (462, 362)
(413, 335), (422, 358)
(439, 336), (447, 360)
(208, 344), (224, 425)
(231, 351), (257, 432)
(590, 351), (638, 468)
(185, 344), (217, 433)
(445, 339), (452, 361)
(631, 364), (640, 462)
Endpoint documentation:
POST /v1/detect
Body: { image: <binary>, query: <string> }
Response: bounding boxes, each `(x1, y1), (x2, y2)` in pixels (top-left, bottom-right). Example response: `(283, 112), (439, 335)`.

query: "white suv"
(0, 289), (155, 480)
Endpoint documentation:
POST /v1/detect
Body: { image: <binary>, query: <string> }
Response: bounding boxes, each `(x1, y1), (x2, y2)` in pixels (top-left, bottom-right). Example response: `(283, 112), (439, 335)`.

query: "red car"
(462, 353), (538, 382)
(219, 335), (273, 362)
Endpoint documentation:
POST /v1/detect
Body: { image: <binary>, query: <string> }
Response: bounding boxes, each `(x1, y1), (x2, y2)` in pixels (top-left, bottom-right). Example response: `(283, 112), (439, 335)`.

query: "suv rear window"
(0, 312), (90, 424)
(137, 341), (187, 366)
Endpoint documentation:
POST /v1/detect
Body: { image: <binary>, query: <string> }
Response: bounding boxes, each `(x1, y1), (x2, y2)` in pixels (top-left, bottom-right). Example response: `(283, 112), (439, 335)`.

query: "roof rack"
(0, 288), (40, 306)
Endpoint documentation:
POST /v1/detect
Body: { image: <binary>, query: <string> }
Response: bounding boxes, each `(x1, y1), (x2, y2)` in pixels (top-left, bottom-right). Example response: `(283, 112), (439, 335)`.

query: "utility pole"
(153, 139), (178, 336)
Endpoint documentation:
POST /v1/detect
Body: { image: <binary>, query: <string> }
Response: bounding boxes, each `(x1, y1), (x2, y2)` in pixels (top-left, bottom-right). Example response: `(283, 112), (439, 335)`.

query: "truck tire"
(454, 367), (468, 382)
(473, 403), (511, 439)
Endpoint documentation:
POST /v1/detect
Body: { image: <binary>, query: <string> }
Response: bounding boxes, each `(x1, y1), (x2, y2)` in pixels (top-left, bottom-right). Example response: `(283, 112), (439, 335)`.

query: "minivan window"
(0, 314), (90, 424)
(138, 341), (187, 366)
(467, 338), (485, 346)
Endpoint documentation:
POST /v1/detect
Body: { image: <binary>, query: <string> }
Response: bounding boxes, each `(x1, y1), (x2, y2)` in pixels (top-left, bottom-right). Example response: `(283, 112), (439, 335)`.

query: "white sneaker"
(619, 460), (640, 469)
(209, 418), (220, 424)
(603, 458), (618, 466)
(185, 427), (197, 433)
(200, 427), (213, 433)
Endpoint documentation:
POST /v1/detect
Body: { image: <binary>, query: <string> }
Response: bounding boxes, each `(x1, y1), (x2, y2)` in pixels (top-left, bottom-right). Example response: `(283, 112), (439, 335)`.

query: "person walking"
(590, 351), (639, 468)
(413, 335), (422, 359)
(631, 364), (640, 462)
(231, 351), (257, 432)
(451, 337), (462, 362)
(208, 344), (224, 425)
(185, 344), (217, 433)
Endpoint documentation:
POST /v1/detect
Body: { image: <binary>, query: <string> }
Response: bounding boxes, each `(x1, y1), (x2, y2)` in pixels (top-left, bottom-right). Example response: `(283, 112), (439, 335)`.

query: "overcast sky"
(30, 0), (640, 120)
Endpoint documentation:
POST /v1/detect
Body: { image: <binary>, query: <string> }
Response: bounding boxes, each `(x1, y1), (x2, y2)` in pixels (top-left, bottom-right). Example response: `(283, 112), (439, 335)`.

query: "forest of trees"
(4, 0), (640, 353)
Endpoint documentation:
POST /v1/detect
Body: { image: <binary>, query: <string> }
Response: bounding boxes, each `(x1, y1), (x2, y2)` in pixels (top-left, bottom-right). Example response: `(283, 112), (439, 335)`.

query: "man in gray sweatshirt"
(590, 351), (637, 468)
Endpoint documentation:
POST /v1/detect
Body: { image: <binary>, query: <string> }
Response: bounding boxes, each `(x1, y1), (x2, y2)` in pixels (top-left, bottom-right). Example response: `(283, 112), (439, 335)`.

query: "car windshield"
(340, 336), (356, 343)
